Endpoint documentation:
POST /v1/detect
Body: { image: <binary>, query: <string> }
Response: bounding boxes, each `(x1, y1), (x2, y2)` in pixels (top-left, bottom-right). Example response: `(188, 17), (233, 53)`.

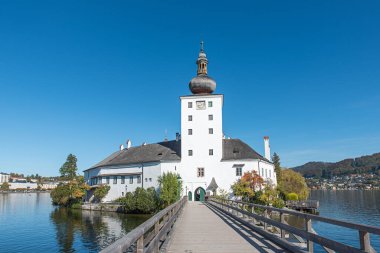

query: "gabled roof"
(87, 138), (270, 171)
(222, 139), (271, 163)
(87, 140), (181, 170)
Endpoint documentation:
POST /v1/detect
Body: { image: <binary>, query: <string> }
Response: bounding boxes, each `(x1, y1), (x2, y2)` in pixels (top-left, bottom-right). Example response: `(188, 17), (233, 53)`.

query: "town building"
(0, 173), (10, 184)
(84, 43), (277, 202)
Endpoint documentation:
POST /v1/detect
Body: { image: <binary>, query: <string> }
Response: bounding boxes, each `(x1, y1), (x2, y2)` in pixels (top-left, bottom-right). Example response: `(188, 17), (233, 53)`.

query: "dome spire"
(197, 40), (208, 75)
(189, 41), (216, 95)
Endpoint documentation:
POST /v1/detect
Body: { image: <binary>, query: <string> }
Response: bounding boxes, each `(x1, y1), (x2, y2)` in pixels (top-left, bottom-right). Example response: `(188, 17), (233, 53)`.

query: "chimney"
(126, 139), (132, 149)
(119, 144), (124, 151)
(176, 132), (181, 141)
(264, 136), (271, 161)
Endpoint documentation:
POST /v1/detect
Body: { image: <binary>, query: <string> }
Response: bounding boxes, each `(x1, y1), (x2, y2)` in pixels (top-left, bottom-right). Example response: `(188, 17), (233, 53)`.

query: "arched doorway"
(194, 187), (205, 201)
(188, 191), (192, 201)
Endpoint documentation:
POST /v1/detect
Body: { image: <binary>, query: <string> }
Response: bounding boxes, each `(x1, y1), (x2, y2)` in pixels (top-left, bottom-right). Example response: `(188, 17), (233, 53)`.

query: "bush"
(158, 172), (182, 208)
(93, 184), (110, 202)
(286, 192), (299, 201)
(117, 187), (159, 214)
(50, 177), (89, 207)
(0, 182), (10, 191)
(273, 198), (285, 208)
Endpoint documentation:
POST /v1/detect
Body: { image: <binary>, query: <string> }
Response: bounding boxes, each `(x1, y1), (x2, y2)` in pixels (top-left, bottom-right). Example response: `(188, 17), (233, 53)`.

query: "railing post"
(264, 209), (268, 231)
(359, 231), (371, 253)
(154, 221), (159, 253)
(251, 206), (256, 224)
(137, 235), (144, 253)
(305, 218), (313, 253)
(280, 212), (286, 238)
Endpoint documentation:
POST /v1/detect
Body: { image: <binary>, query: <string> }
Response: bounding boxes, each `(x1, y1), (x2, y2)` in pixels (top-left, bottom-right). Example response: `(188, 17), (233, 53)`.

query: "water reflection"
(50, 207), (149, 252)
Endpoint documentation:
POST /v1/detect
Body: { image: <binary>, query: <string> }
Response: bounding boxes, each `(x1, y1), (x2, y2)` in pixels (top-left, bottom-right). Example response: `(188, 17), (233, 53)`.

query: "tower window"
(188, 102), (192, 108)
(209, 128), (213, 134)
(208, 114), (213, 120)
(188, 129), (193, 135)
(209, 149), (213, 156)
(188, 115), (192, 121)
(236, 167), (242, 176)
(188, 150), (193, 156)
(208, 101), (213, 107)
(197, 168), (204, 177)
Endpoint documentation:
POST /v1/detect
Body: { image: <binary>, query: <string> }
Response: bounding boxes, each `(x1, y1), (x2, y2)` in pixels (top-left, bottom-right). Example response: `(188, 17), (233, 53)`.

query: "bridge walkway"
(165, 201), (288, 253)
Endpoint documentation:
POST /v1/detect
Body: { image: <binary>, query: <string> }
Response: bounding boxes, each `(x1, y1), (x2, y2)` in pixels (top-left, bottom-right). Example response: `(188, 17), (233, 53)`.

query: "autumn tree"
(59, 154), (78, 180)
(231, 170), (264, 201)
(278, 169), (309, 200)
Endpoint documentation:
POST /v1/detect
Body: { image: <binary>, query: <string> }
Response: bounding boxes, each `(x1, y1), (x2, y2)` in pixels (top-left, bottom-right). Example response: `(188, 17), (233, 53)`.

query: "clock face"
(196, 101), (206, 110)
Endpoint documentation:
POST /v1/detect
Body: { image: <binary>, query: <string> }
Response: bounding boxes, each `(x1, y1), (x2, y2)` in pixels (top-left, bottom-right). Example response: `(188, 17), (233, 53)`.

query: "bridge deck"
(166, 202), (288, 253)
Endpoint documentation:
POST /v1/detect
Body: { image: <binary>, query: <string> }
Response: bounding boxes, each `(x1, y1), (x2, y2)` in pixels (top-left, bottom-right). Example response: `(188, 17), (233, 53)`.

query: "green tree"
(1, 182), (10, 191)
(272, 152), (282, 182)
(278, 169), (309, 200)
(158, 172), (181, 207)
(116, 187), (158, 214)
(50, 176), (89, 206)
(93, 184), (110, 202)
(59, 154), (78, 180)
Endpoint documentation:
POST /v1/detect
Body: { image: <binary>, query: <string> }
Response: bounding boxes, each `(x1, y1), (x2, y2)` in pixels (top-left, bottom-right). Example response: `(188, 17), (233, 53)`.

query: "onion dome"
(189, 41), (216, 94)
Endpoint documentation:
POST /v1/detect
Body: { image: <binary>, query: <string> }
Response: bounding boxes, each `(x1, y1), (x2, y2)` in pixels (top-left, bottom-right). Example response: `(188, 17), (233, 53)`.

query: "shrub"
(158, 172), (182, 208)
(117, 187), (158, 214)
(93, 184), (110, 202)
(286, 192), (299, 201)
(0, 182), (10, 191)
(50, 177), (89, 207)
(273, 198), (285, 208)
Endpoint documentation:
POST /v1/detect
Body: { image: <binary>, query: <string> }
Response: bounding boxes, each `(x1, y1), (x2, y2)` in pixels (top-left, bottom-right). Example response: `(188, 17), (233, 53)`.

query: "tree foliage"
(50, 176), (89, 207)
(93, 184), (110, 202)
(272, 152), (282, 182)
(278, 169), (309, 200)
(286, 192), (299, 201)
(231, 170), (264, 201)
(116, 187), (159, 214)
(59, 154), (78, 180)
(1, 182), (10, 190)
(158, 172), (182, 207)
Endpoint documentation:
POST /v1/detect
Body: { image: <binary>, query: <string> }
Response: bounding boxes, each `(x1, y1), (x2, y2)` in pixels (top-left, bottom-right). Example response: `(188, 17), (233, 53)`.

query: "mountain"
(292, 152), (380, 178)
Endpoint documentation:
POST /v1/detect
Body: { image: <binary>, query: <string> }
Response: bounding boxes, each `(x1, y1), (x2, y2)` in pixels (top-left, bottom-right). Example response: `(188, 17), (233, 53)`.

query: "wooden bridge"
(100, 197), (380, 253)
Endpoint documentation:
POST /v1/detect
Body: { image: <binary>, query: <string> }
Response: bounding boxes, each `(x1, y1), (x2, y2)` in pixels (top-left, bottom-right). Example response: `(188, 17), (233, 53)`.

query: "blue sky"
(0, 1), (379, 176)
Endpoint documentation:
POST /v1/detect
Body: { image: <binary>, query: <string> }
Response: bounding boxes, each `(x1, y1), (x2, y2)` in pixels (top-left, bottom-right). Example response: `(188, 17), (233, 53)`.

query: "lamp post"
(177, 175), (182, 200)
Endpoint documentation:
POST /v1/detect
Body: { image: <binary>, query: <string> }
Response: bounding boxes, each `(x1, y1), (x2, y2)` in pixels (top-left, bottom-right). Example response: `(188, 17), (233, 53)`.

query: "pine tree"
(59, 154), (78, 180)
(272, 152), (282, 182)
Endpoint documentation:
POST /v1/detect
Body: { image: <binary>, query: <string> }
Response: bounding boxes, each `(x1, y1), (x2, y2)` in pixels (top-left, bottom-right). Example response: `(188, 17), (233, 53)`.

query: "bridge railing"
(208, 198), (379, 253)
(100, 197), (187, 253)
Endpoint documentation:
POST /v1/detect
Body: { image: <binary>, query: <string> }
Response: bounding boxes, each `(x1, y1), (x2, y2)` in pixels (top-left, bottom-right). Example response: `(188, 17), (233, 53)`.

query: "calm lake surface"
(0, 191), (379, 252)
(0, 193), (149, 253)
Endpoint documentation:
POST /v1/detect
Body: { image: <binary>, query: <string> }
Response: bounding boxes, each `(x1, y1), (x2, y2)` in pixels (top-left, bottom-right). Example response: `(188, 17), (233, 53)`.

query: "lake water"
(0, 191), (379, 252)
(0, 193), (149, 252)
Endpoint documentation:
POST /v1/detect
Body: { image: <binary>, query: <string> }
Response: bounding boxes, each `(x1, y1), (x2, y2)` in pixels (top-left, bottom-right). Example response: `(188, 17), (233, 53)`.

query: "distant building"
(0, 173), (10, 183)
(84, 43), (277, 202)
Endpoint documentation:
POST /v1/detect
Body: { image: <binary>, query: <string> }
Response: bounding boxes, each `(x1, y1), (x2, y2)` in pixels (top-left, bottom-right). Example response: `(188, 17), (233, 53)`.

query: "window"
(208, 101), (213, 107)
(197, 168), (205, 177)
(265, 169), (268, 178)
(188, 129), (193, 135)
(122, 192), (124, 197)
(188, 115), (192, 121)
(188, 102), (192, 108)
(269, 170), (272, 178)
(236, 167), (242, 176)
(261, 168), (264, 177)
(98, 177), (102, 184)
(188, 150), (193, 156)
(208, 114), (213, 120)
(149, 178), (152, 182)
(113, 176), (117, 184)
(209, 149), (213, 156)
(145, 178), (148, 182)
(106, 177), (110, 184)
(129, 176), (133, 184)
(121, 176), (125, 184)
(137, 176), (141, 184)
(209, 128), (213, 134)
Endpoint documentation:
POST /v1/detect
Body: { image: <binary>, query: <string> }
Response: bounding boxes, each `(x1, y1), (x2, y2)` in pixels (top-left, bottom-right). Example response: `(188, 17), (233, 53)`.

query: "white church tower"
(180, 42), (224, 200)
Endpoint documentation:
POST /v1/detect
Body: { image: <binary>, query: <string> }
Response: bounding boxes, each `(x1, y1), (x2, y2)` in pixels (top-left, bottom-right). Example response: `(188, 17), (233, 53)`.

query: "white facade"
(0, 173), (10, 183)
(84, 44), (276, 202)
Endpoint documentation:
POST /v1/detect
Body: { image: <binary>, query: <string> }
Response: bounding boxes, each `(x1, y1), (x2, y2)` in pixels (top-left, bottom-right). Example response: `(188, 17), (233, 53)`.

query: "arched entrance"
(188, 191), (192, 201)
(194, 187), (205, 201)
